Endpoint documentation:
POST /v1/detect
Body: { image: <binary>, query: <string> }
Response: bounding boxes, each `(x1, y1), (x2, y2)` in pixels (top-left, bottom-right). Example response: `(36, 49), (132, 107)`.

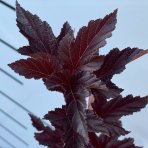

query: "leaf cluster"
(9, 2), (148, 148)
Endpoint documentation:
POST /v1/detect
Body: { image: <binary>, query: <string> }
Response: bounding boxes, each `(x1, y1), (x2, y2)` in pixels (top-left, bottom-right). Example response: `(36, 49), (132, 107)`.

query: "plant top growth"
(9, 1), (148, 148)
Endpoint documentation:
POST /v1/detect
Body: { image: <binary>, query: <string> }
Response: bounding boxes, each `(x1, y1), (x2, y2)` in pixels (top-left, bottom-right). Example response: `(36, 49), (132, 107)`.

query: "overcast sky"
(0, 0), (148, 147)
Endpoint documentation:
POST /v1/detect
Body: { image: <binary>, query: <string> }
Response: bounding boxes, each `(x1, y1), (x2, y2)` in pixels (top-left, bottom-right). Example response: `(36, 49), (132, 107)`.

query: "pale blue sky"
(0, 0), (148, 147)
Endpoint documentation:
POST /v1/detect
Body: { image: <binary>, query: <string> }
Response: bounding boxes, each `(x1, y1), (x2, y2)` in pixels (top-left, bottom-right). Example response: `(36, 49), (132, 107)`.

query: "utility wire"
(0, 68), (23, 85)
(0, 38), (18, 52)
(0, 0), (15, 11)
(0, 109), (27, 130)
(0, 90), (51, 127)
(0, 124), (29, 146)
(0, 91), (33, 114)
(0, 135), (16, 148)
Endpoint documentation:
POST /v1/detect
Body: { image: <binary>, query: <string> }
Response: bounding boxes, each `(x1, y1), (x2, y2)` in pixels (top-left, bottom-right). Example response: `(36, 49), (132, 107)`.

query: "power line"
(0, 38), (17, 52)
(0, 124), (29, 146)
(0, 109), (27, 130)
(0, 91), (33, 114)
(0, 90), (51, 127)
(0, 68), (23, 85)
(0, 135), (16, 148)
(0, 0), (15, 11)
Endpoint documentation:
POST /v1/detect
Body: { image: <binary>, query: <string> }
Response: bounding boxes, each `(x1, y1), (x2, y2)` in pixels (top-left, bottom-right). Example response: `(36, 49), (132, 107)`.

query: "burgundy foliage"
(9, 2), (148, 148)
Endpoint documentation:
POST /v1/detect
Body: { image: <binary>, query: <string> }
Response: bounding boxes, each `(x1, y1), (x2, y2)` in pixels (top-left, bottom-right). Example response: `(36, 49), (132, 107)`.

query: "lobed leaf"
(71, 9), (117, 71)
(16, 1), (57, 55)
(8, 53), (54, 79)
(89, 133), (142, 148)
(90, 94), (129, 136)
(30, 114), (64, 147)
(96, 47), (148, 80)
(101, 95), (148, 118)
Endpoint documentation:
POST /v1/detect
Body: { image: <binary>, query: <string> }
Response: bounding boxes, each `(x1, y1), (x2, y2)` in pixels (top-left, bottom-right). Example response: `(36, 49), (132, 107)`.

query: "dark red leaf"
(89, 133), (142, 148)
(29, 114), (63, 147)
(90, 94), (129, 136)
(101, 95), (148, 118)
(8, 52), (54, 79)
(16, 1), (58, 55)
(90, 93), (148, 136)
(96, 47), (148, 80)
(71, 9), (117, 71)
